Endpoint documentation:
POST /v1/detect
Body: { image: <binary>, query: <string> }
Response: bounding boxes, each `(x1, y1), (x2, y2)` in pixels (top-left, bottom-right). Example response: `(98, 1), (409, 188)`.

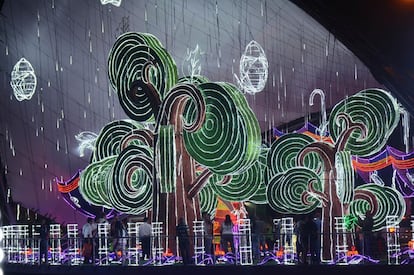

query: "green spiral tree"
(265, 89), (406, 262)
(79, 32), (261, 255)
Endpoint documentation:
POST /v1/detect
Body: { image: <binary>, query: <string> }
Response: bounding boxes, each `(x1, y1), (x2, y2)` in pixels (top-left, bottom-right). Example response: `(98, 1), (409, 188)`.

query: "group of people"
(33, 208), (380, 266)
(81, 213), (153, 264)
(176, 213), (237, 265)
(294, 213), (321, 265)
(81, 212), (132, 264)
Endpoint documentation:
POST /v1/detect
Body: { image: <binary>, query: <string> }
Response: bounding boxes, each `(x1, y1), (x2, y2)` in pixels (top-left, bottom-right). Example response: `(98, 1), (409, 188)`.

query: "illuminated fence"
(238, 218), (253, 265)
(386, 215), (401, 265)
(66, 224), (81, 265)
(127, 222), (142, 266)
(3, 218), (414, 266)
(2, 225), (29, 263)
(97, 223), (111, 265)
(193, 220), (205, 265)
(30, 224), (40, 264)
(334, 217), (348, 265)
(151, 222), (164, 266)
(49, 224), (61, 265)
(277, 217), (295, 265)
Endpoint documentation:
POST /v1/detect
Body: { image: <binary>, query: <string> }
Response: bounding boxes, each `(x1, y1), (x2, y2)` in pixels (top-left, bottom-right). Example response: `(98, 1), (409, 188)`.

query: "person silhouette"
(176, 217), (192, 265)
(139, 217), (152, 260)
(298, 214), (317, 264)
(220, 214), (235, 254)
(359, 210), (374, 258)
(202, 212), (214, 257)
(38, 219), (49, 264)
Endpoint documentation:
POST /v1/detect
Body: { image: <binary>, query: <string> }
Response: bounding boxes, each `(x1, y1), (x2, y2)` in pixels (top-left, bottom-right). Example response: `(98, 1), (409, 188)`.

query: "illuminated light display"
(156, 126), (176, 193)
(386, 215), (401, 264)
(107, 32), (178, 121)
(192, 220), (205, 265)
(247, 147), (269, 204)
(100, 0), (122, 7)
(110, 145), (153, 214)
(181, 44), (203, 83)
(266, 167), (322, 214)
(309, 89), (328, 138)
(265, 88), (405, 263)
(78, 32), (261, 257)
(234, 40), (268, 94)
(57, 171), (111, 218)
(92, 120), (144, 162)
(182, 82), (261, 175)
(266, 133), (322, 177)
(79, 157), (117, 209)
(274, 122), (414, 198)
(75, 131), (98, 157)
(335, 151), (355, 204)
(273, 122), (334, 143)
(69, 31), (409, 264)
(400, 108), (410, 153)
(206, 146), (264, 202)
(237, 219), (253, 265)
(328, 89), (400, 157)
(10, 57), (37, 101)
(77, 120), (155, 215)
(198, 183), (217, 217)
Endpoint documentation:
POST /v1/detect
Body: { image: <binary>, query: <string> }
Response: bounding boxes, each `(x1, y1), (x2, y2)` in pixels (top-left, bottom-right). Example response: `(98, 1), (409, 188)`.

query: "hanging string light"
(10, 57), (37, 101)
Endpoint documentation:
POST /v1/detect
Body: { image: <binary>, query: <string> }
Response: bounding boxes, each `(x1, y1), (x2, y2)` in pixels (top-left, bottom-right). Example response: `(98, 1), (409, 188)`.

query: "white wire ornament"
(234, 40), (268, 94)
(309, 89), (328, 139)
(10, 57), (37, 101)
(181, 44), (203, 82)
(100, 0), (122, 7)
(75, 131), (98, 157)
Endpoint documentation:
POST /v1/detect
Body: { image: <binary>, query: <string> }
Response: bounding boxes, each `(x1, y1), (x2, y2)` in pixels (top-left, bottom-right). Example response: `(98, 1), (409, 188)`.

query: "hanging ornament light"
(100, 0), (122, 7)
(10, 57), (37, 101)
(234, 40), (268, 95)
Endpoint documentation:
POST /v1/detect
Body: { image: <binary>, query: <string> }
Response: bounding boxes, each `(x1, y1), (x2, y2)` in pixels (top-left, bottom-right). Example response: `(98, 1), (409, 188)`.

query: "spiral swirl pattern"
(328, 88), (400, 157)
(108, 32), (178, 121)
(267, 133), (320, 178)
(183, 82), (261, 175)
(109, 145), (153, 215)
(93, 120), (142, 162)
(79, 156), (116, 208)
(266, 167), (322, 214)
(349, 184), (405, 231)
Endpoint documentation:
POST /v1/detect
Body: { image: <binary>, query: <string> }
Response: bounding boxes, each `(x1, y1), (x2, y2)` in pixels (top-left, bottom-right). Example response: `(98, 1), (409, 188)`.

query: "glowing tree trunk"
(152, 85), (205, 256)
(320, 170), (342, 261)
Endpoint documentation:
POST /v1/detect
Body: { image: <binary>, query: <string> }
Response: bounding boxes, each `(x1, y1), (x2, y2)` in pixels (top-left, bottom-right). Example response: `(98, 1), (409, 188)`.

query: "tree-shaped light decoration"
(79, 119), (153, 215)
(181, 44), (203, 84)
(100, 0), (122, 7)
(78, 32), (261, 255)
(234, 40), (268, 95)
(265, 88), (405, 262)
(10, 57), (37, 101)
(75, 131), (98, 157)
